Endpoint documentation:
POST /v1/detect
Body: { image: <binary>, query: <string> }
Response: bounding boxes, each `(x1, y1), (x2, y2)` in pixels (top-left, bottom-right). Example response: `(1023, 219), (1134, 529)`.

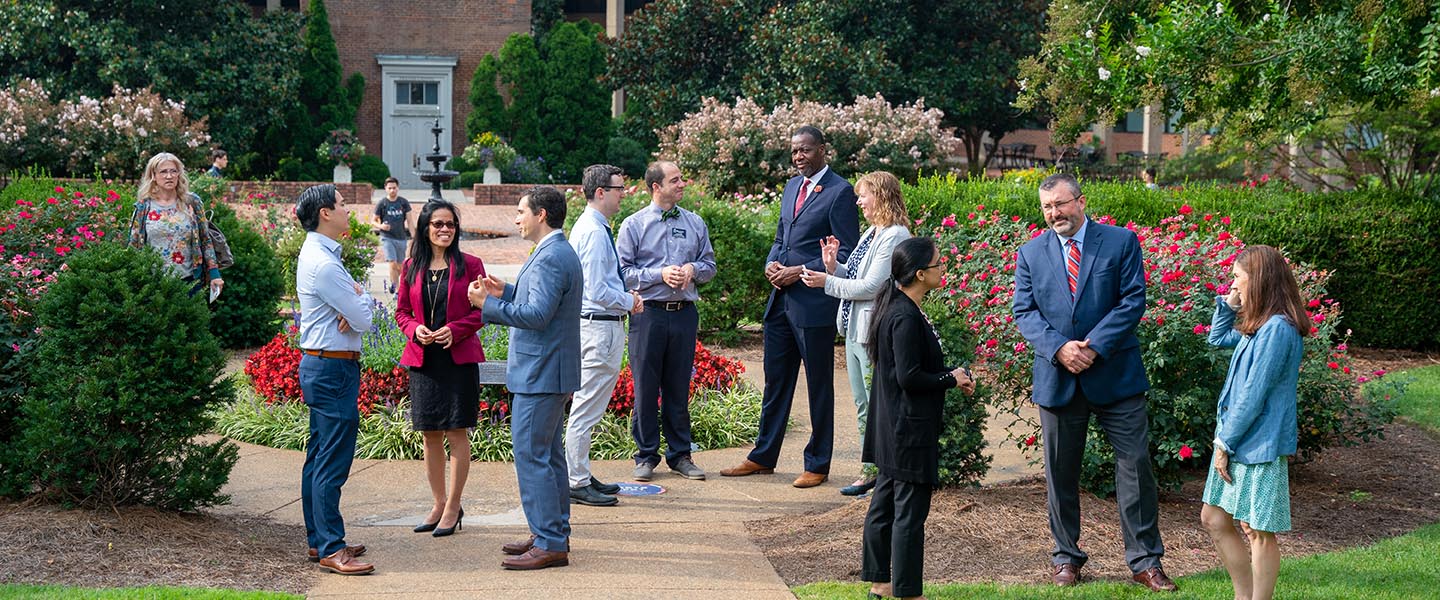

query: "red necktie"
(1066, 239), (1081, 300)
(794, 179), (811, 218)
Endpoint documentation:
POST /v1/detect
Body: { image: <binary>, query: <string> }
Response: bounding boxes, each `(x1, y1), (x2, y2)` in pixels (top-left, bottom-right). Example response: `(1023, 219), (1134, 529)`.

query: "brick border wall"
(45, 178), (372, 205)
(472, 183), (581, 206)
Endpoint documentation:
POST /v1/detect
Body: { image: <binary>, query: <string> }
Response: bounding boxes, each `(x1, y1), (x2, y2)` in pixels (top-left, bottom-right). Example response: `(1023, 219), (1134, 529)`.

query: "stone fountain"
(415, 116), (459, 203)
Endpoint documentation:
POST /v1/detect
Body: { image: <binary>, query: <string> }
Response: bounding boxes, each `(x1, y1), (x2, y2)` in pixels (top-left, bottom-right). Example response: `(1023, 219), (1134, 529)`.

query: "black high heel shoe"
(432, 507), (464, 537)
(414, 514), (441, 533)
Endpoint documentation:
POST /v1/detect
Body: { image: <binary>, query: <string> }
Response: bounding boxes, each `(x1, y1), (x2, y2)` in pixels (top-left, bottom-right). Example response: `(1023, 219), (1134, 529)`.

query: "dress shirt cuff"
(1213, 437), (1231, 454)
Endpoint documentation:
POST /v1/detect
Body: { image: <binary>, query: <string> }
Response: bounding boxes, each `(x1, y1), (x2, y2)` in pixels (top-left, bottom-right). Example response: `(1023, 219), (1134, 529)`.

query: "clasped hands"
(662, 264), (695, 290)
(1056, 339), (1100, 374)
(414, 324), (455, 348)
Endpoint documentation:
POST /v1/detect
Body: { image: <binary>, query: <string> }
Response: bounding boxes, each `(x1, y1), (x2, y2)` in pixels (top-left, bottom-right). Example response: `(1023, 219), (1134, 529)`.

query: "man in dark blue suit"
(721, 125), (860, 488)
(1012, 173), (1176, 592)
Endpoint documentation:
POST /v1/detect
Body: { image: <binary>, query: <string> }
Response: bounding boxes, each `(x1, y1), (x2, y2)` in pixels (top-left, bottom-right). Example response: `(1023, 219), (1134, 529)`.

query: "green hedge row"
(902, 175), (1440, 349)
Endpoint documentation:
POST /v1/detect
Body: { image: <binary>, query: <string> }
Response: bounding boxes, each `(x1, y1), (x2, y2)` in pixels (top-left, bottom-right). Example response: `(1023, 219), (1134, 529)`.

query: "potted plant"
(316, 129), (366, 183)
(461, 132), (517, 185)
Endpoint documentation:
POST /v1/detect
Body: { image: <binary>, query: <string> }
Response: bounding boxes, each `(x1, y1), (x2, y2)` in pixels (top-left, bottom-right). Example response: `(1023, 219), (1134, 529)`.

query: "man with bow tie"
(721, 125), (860, 488)
(616, 161), (716, 482)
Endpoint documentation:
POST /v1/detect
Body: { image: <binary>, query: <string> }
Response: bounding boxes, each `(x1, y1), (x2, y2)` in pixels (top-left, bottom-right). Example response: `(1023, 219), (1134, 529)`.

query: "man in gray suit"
(468, 186), (582, 571)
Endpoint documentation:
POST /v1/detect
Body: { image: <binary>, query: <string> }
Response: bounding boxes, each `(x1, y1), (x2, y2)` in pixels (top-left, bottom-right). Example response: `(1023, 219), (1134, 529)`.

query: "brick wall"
(472, 183), (581, 206)
(46, 178), (373, 205)
(323, 0), (531, 159)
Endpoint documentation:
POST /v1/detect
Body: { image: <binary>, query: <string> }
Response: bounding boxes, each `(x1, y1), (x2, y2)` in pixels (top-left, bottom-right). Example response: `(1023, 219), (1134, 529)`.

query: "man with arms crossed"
(295, 184), (374, 575)
(567, 164), (644, 506)
(469, 186), (582, 570)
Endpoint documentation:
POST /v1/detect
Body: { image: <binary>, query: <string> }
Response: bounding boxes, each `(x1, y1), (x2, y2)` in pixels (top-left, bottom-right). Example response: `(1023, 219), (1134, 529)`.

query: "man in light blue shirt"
(617, 161), (716, 482)
(294, 184), (375, 576)
(566, 164), (643, 507)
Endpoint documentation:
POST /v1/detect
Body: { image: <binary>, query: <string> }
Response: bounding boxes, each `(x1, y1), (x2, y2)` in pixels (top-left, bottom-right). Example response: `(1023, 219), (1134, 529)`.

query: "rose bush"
(931, 204), (1395, 493)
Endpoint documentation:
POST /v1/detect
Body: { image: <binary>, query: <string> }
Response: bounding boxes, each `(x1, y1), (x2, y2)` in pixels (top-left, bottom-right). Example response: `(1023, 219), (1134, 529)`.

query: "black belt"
(643, 300), (693, 311)
(581, 313), (625, 321)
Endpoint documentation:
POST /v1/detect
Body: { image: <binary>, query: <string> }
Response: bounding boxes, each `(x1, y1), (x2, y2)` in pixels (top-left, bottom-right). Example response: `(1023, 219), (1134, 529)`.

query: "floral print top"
(127, 193), (222, 282)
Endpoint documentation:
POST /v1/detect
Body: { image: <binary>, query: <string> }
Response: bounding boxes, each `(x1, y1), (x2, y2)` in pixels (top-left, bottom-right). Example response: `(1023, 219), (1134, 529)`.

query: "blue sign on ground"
(615, 483), (665, 496)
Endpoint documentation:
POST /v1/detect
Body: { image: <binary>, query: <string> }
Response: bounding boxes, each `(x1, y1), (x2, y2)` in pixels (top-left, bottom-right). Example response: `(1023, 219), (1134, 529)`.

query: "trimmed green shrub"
(207, 202), (284, 348)
(694, 192), (779, 342)
(606, 135), (650, 180)
(350, 153), (391, 187)
(9, 242), (237, 509)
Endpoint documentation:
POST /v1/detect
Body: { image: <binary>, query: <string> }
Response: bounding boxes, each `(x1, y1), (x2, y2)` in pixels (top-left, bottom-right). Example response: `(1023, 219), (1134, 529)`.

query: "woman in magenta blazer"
(395, 199), (486, 537)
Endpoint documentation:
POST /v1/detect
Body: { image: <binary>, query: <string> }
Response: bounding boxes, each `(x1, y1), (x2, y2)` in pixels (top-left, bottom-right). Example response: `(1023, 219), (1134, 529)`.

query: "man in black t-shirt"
(373, 177), (412, 294)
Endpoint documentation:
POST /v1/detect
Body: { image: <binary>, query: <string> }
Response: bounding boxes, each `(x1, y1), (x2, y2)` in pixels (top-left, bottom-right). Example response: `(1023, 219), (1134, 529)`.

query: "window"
(395, 82), (439, 106)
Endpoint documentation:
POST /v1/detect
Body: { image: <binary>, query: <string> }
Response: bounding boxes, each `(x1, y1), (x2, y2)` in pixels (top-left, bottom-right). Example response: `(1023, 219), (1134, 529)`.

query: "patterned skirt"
(1202, 454), (1291, 532)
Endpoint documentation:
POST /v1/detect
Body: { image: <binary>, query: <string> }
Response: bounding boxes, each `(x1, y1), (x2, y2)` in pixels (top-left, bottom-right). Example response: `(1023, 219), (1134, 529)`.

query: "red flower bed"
(606, 340), (746, 416)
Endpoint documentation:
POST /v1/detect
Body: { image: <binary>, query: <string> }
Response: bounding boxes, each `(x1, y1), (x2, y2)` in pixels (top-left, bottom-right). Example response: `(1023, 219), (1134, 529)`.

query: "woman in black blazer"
(860, 237), (975, 600)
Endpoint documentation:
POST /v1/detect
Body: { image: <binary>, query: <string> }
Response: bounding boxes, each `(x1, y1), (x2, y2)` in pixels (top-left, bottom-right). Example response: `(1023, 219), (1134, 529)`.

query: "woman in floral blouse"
(127, 152), (224, 298)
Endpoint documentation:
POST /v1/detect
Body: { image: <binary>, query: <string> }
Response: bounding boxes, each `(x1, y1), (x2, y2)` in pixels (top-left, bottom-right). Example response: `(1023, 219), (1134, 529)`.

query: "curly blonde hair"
(137, 152), (191, 202)
(855, 171), (907, 227)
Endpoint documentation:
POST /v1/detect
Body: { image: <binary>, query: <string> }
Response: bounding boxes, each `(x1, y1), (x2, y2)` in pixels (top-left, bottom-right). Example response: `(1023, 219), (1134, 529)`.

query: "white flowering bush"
(0, 79), (210, 179)
(658, 94), (963, 193)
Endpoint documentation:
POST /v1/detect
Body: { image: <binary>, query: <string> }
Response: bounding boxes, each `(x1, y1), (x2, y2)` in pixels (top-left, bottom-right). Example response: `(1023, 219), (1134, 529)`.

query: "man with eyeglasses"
(1012, 173), (1175, 592)
(566, 164), (644, 507)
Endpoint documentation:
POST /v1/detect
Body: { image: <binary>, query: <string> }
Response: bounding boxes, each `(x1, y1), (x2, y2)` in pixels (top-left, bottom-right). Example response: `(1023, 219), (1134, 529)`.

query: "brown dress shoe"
(501, 535), (536, 556)
(318, 546), (374, 575)
(1132, 566), (1178, 592)
(308, 543), (366, 563)
(719, 459), (775, 477)
(501, 546), (569, 570)
(1052, 563), (1080, 586)
(792, 471), (828, 488)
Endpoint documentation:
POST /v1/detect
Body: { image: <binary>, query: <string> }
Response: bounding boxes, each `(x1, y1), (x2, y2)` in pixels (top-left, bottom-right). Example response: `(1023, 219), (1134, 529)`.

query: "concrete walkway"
(215, 193), (1039, 598)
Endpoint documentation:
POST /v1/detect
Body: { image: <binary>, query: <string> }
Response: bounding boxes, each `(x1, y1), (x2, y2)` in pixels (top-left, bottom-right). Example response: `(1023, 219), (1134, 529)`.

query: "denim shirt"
(1208, 296), (1302, 464)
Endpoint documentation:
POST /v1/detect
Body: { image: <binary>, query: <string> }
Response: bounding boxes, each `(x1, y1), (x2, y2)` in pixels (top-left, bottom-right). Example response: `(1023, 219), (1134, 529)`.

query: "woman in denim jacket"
(1201, 245), (1309, 600)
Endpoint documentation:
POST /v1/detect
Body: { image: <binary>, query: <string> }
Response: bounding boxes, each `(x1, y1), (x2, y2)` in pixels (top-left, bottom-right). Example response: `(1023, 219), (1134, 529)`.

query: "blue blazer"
(1013, 219), (1149, 407)
(1208, 298), (1302, 464)
(483, 232), (582, 394)
(764, 168), (861, 327)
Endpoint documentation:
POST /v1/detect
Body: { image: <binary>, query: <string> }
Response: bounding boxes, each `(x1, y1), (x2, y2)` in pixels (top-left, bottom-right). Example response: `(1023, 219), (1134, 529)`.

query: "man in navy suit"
(1012, 173), (1176, 592)
(469, 186), (582, 571)
(721, 125), (860, 488)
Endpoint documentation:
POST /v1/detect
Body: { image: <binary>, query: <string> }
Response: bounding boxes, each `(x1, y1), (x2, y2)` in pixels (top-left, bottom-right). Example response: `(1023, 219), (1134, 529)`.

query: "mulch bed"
(0, 501), (311, 594)
(751, 422), (1440, 587)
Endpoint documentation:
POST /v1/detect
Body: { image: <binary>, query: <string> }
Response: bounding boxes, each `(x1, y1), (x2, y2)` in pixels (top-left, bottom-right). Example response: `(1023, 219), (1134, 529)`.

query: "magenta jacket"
(395, 253), (487, 367)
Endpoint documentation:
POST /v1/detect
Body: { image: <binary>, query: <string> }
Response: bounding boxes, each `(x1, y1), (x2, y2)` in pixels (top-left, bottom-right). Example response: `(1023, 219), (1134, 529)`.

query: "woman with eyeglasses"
(127, 152), (224, 299)
(394, 199), (488, 537)
(860, 236), (975, 600)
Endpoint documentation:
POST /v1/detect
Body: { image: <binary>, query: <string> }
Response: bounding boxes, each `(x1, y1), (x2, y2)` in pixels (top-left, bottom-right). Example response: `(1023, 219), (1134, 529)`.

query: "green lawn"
(1379, 364), (1440, 433)
(794, 522), (1440, 600)
(0, 586), (300, 599)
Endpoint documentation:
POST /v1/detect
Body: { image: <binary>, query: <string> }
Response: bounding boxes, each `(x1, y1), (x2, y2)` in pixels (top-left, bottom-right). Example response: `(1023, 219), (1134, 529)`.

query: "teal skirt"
(1202, 454), (1291, 533)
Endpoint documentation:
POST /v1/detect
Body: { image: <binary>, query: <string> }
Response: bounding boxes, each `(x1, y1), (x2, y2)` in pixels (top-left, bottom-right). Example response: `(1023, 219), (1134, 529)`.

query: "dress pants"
(1038, 391), (1165, 572)
(749, 307), (836, 474)
(512, 392), (571, 552)
(299, 354), (360, 558)
(844, 336), (875, 472)
(629, 305), (698, 467)
(861, 473), (933, 598)
(566, 319), (625, 488)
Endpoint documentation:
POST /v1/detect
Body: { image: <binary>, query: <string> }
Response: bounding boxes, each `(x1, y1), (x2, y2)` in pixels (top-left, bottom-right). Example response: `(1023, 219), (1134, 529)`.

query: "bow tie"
(660, 206), (680, 221)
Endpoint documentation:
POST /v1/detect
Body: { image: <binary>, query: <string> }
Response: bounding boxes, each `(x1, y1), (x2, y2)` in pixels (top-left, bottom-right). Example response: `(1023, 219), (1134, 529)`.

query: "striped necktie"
(1066, 239), (1081, 301)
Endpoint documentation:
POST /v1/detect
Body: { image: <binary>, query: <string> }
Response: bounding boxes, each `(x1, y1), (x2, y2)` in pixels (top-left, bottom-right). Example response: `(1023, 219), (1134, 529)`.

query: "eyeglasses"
(599, 185), (625, 191)
(157, 168), (180, 176)
(430, 221), (457, 230)
(1040, 195), (1080, 213)
(922, 261), (943, 270)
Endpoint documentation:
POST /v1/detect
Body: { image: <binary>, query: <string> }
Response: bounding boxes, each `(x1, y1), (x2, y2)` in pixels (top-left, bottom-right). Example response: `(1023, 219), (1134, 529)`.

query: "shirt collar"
(802, 165), (831, 187)
(583, 205), (611, 227)
(307, 231), (343, 257)
(540, 229), (564, 244)
(1057, 218), (1089, 246)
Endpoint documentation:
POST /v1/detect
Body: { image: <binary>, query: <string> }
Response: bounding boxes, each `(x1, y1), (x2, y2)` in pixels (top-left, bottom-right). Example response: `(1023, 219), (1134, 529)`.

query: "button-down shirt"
(297, 231), (374, 352)
(1055, 217), (1090, 265)
(617, 203), (717, 302)
(572, 206), (631, 316)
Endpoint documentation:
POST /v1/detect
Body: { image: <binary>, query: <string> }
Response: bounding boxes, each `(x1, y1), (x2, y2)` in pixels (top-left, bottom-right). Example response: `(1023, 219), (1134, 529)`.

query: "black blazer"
(862, 294), (956, 485)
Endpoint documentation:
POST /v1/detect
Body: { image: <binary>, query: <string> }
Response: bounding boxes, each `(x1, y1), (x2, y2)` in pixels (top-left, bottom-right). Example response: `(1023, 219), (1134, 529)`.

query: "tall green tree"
(496, 33), (548, 159)
(539, 20), (613, 181)
(0, 0), (304, 173)
(466, 54), (506, 142)
(277, 0), (364, 179)
(531, 0), (566, 43)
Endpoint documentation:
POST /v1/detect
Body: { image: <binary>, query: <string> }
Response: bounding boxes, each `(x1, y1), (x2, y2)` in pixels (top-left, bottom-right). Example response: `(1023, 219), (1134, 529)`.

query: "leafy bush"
(658, 94), (962, 193)
(349, 153), (391, 187)
(505, 155), (551, 184)
(606, 134), (650, 179)
(6, 242), (237, 509)
(275, 210), (377, 296)
(0, 79), (211, 178)
(932, 205), (1394, 494)
(207, 202), (284, 348)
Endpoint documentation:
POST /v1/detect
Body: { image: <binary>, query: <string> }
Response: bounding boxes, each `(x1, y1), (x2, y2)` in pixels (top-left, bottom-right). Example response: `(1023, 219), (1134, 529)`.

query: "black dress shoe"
(589, 476), (620, 495)
(432, 508), (463, 537)
(840, 478), (876, 496)
(570, 485), (618, 506)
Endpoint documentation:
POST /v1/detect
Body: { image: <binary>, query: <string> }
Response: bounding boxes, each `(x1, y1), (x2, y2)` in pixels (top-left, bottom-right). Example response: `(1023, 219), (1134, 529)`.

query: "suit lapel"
(517, 235), (554, 283)
(1034, 230), (1069, 297)
(1074, 220), (1103, 302)
(792, 170), (829, 221)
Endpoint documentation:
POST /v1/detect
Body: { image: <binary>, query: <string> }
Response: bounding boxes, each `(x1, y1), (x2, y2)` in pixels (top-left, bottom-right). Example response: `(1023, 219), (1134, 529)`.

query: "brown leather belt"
(301, 349), (360, 361)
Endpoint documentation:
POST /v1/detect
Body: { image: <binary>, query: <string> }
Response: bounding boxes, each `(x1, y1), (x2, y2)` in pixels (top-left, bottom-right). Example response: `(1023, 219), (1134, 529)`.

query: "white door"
(377, 56), (457, 189)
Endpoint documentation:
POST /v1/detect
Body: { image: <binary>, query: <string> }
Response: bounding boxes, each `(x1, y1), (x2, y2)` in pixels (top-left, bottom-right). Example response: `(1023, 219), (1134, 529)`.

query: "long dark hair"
(405, 200), (466, 283)
(866, 237), (938, 356)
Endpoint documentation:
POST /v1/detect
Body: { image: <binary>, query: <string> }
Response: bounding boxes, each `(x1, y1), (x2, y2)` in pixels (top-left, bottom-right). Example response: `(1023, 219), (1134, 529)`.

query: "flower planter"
(332, 164), (352, 184)
(483, 160), (501, 185)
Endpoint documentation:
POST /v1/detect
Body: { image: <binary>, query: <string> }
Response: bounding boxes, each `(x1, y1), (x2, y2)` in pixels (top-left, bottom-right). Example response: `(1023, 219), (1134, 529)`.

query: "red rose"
(1179, 445), (1194, 460)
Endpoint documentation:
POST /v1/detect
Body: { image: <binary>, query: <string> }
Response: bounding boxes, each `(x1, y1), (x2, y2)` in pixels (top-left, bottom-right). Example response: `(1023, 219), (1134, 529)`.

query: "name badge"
(671, 227), (687, 239)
